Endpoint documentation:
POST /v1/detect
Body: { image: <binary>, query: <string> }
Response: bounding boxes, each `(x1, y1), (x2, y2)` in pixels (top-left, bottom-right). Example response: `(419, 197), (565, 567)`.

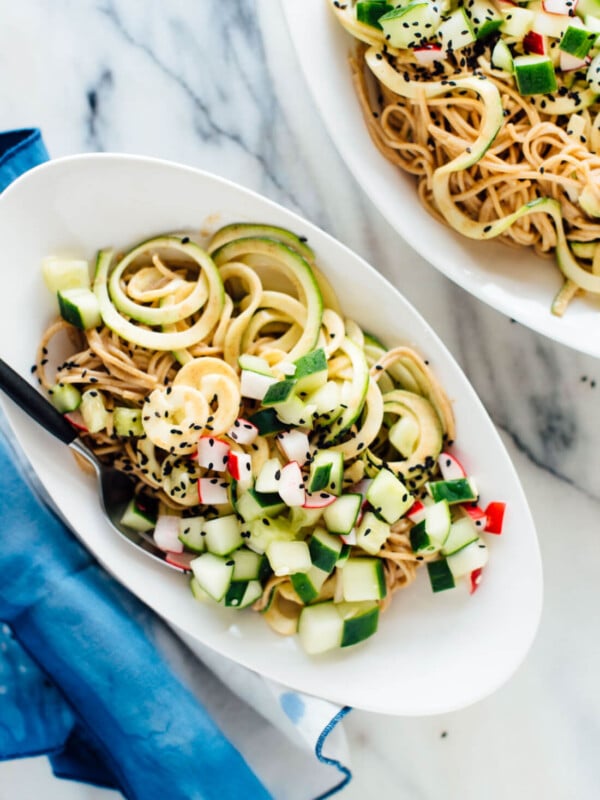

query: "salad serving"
(35, 222), (505, 655)
(331, 0), (600, 315)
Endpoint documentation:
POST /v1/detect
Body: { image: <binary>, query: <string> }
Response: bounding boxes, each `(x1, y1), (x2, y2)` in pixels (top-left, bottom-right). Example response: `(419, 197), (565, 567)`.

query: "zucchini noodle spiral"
(36, 222), (455, 636)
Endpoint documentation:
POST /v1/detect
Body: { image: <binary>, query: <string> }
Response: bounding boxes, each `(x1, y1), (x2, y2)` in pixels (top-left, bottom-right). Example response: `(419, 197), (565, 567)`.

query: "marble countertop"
(1, 1), (599, 798)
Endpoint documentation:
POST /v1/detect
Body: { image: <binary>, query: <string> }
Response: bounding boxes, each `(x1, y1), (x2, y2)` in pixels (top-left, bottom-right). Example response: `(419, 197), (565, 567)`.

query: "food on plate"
(331, 0), (600, 315)
(36, 222), (505, 654)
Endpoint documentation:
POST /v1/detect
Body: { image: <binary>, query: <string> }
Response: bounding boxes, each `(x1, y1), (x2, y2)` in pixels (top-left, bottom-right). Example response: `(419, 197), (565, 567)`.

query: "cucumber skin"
(427, 560), (455, 592)
(341, 606), (380, 647)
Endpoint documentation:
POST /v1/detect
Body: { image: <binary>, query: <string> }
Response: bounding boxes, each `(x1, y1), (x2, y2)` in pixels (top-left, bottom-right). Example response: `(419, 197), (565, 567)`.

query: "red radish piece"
(240, 369), (277, 401)
(196, 436), (230, 472)
(227, 418), (259, 445)
(524, 31), (546, 55)
(341, 528), (357, 546)
(278, 462), (305, 507)
(560, 51), (588, 72)
(407, 499), (427, 524)
(469, 567), (483, 594)
(198, 478), (229, 505)
(165, 552), (194, 571)
(413, 43), (443, 65)
(484, 501), (506, 534)
(64, 410), (88, 432)
(227, 451), (253, 482)
(153, 515), (183, 553)
(543, 0), (577, 13)
(302, 491), (337, 509)
(463, 504), (487, 530)
(277, 429), (311, 466)
(437, 452), (466, 481)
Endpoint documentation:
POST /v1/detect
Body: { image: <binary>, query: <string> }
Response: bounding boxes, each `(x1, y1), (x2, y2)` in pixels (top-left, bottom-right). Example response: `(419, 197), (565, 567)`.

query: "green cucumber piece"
(441, 516), (479, 556)
(559, 25), (596, 59)
(57, 288), (102, 330)
(190, 576), (211, 602)
(355, 511), (391, 555)
(80, 390), (108, 433)
(190, 552), (234, 601)
(356, 1), (393, 29)
(470, 1), (502, 40)
(427, 477), (478, 505)
(427, 559), (456, 592)
(246, 516), (296, 555)
(49, 383), (81, 413)
(308, 528), (343, 572)
(204, 514), (243, 556)
(42, 257), (90, 293)
(289, 505), (324, 531)
(338, 601), (380, 648)
(262, 379), (297, 406)
(120, 498), (156, 532)
(323, 493), (362, 535)
(291, 565), (331, 604)
(437, 7), (476, 51)
(366, 469), (412, 524)
(236, 489), (287, 523)
(255, 458), (283, 494)
(500, 6), (534, 38)
(447, 538), (489, 579)
(308, 450), (344, 495)
(178, 516), (206, 553)
(513, 55), (557, 96)
(223, 579), (263, 609)
(266, 539), (311, 576)
(247, 407), (289, 435)
(379, 2), (442, 48)
(298, 601), (343, 655)
(113, 407), (144, 437)
(388, 415), (419, 458)
(294, 348), (328, 394)
(341, 557), (386, 602)
(231, 547), (269, 582)
(409, 500), (450, 553)
(491, 39), (513, 72)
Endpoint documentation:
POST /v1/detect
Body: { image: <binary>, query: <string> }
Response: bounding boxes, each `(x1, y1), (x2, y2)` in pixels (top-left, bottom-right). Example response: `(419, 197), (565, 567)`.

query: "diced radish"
(165, 551), (194, 571)
(227, 451), (253, 482)
(227, 418), (259, 445)
(543, 0), (576, 13)
(240, 370), (277, 401)
(413, 43), (443, 65)
(484, 501), (506, 534)
(278, 462), (306, 507)
(303, 491), (337, 509)
(407, 499), (427, 524)
(463, 504), (487, 530)
(524, 31), (546, 55)
(64, 410), (88, 432)
(437, 452), (466, 481)
(153, 515), (183, 553)
(469, 567), (483, 594)
(196, 436), (230, 472)
(277, 429), (311, 466)
(340, 528), (357, 545)
(198, 478), (229, 505)
(560, 51), (588, 72)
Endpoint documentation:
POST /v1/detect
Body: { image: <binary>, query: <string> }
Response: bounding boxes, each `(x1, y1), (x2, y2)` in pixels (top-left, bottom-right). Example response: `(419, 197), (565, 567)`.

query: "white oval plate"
(0, 154), (541, 715)
(282, 0), (600, 358)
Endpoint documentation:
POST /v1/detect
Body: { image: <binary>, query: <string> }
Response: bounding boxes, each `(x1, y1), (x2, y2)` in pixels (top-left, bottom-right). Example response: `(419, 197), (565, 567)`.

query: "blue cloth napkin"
(0, 130), (352, 800)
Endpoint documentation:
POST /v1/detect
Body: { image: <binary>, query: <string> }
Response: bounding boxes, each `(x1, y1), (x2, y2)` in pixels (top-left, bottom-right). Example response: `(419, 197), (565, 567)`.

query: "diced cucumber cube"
(380, 2), (442, 49)
(355, 511), (391, 555)
(323, 493), (362, 535)
(409, 499), (450, 553)
(307, 380), (341, 419)
(470, 0), (502, 40)
(298, 602), (343, 655)
(223, 579), (263, 609)
(367, 468), (413, 524)
(190, 576), (212, 602)
(204, 514), (243, 556)
(255, 458), (283, 494)
(437, 7), (476, 51)
(114, 407), (144, 437)
(337, 601), (380, 648)
(559, 25), (596, 59)
(309, 528), (343, 573)
(587, 53), (600, 92)
(120, 498), (156, 532)
(262, 379), (297, 406)
(247, 407), (289, 434)
(291, 565), (331, 604)
(190, 552), (234, 601)
(500, 6), (534, 38)
(426, 559), (456, 593)
(246, 516), (296, 555)
(341, 557), (387, 602)
(426, 477), (478, 505)
(513, 54), (557, 96)
(356, 1), (393, 29)
(294, 348), (328, 394)
(388, 416), (419, 458)
(336, 544), (351, 567)
(42, 256), (90, 293)
(266, 540), (312, 576)
(274, 396), (316, 427)
(57, 288), (102, 330)
(49, 383), (81, 413)
(447, 538), (489, 579)
(491, 39), (513, 72)
(178, 516), (206, 553)
(237, 489), (287, 523)
(308, 450), (344, 495)
(231, 547), (268, 582)
(80, 389), (108, 433)
(441, 516), (479, 556)
(289, 505), (324, 531)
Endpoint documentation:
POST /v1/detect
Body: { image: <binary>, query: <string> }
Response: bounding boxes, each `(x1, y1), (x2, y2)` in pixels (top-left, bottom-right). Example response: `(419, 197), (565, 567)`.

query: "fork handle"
(0, 358), (77, 445)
